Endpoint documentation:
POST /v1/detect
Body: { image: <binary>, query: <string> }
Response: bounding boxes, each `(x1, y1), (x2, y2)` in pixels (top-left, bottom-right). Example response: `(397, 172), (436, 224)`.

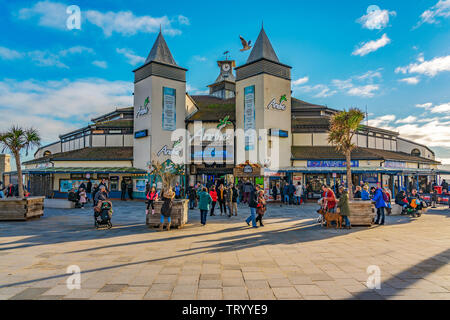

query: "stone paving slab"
(0, 201), (449, 300)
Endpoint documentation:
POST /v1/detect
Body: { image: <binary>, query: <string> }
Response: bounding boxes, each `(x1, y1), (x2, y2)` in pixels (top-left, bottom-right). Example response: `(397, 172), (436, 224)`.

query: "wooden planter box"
(0, 197), (45, 221)
(348, 200), (375, 226)
(146, 199), (189, 229)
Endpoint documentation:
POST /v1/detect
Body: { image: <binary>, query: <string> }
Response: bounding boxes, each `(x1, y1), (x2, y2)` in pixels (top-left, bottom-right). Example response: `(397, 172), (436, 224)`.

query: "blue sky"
(0, 0), (449, 163)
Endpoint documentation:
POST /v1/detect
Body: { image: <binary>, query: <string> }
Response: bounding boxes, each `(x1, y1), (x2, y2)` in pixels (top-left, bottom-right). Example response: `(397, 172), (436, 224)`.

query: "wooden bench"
(0, 197), (45, 221)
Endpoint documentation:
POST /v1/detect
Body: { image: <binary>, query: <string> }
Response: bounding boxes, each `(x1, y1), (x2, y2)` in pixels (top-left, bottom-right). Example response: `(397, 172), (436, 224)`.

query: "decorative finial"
(262, 20), (264, 29)
(159, 24), (162, 33)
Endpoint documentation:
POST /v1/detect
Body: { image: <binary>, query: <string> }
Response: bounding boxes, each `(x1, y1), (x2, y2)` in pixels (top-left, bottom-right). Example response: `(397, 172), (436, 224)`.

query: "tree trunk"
(13, 150), (25, 199)
(346, 150), (353, 200)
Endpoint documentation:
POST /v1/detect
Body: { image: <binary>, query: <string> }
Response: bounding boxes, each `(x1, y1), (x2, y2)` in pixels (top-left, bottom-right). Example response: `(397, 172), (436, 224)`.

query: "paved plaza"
(0, 201), (449, 300)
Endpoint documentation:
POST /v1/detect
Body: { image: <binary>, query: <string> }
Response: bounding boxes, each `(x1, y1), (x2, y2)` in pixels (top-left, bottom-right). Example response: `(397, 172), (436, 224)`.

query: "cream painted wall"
(313, 133), (329, 146)
(92, 135), (106, 147)
(293, 133), (312, 146)
(124, 135), (133, 147)
(133, 74), (186, 170)
(106, 134), (123, 147)
(235, 73), (291, 168)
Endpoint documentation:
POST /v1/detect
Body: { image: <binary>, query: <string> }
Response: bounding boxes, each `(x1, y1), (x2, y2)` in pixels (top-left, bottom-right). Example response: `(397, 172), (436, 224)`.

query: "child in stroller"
(94, 200), (113, 229)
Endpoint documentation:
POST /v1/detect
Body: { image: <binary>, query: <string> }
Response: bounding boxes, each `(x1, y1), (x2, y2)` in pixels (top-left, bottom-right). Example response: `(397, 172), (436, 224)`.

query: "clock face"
(222, 63), (230, 72)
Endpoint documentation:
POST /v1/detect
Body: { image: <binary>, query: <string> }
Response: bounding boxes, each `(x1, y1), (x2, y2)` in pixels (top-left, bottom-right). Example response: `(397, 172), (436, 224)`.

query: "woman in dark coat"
(338, 187), (351, 229)
(255, 190), (267, 227)
(160, 187), (175, 231)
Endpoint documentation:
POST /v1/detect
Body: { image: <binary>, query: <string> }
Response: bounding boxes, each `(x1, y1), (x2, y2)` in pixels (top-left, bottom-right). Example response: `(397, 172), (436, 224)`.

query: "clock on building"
(222, 63), (231, 72)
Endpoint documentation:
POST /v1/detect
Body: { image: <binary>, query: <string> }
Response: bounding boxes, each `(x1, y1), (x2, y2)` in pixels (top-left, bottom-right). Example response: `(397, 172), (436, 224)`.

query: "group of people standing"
(270, 181), (305, 206)
(319, 184), (351, 229)
(0, 181), (29, 198)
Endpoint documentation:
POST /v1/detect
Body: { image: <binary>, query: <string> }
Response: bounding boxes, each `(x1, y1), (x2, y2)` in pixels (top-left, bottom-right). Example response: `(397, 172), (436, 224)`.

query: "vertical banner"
(162, 87), (176, 131)
(244, 85), (256, 150)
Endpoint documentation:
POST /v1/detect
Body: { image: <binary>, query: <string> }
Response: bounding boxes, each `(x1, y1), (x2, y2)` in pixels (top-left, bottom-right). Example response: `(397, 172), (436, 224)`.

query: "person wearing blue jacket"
(361, 185), (371, 200)
(372, 187), (386, 225)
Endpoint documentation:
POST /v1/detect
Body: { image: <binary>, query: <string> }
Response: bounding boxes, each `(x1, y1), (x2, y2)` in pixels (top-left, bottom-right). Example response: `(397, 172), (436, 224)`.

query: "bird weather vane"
(223, 51), (230, 60)
(239, 36), (252, 52)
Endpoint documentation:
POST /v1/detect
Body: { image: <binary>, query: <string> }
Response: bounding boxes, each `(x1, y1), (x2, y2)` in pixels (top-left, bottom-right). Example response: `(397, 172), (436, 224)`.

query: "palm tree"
(328, 108), (365, 200)
(0, 126), (41, 199)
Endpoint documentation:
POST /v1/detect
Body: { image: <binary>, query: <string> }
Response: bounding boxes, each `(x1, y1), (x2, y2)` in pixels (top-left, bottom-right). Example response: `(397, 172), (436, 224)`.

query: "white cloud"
(18, 1), (68, 30)
(355, 70), (383, 81)
(395, 116), (417, 124)
(297, 84), (336, 98)
(352, 34), (391, 56)
(415, 0), (450, 28)
(357, 6), (396, 30)
(395, 54), (450, 77)
(0, 46), (23, 60)
(193, 55), (207, 62)
(430, 102), (450, 113)
(0, 78), (133, 143)
(85, 10), (180, 37)
(292, 76), (309, 86)
(116, 48), (145, 66)
(27, 50), (68, 68)
(18, 1), (189, 36)
(399, 77), (420, 85)
(59, 46), (94, 56)
(416, 102), (433, 109)
(368, 114), (396, 128)
(347, 84), (379, 98)
(92, 60), (107, 68)
(178, 15), (190, 25)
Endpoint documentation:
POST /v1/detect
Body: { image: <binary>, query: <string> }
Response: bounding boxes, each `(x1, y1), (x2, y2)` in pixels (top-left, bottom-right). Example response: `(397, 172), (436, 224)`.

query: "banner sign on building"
(162, 87), (176, 131)
(244, 86), (255, 151)
(134, 129), (148, 139)
(384, 160), (406, 168)
(269, 129), (288, 138)
(307, 160), (359, 168)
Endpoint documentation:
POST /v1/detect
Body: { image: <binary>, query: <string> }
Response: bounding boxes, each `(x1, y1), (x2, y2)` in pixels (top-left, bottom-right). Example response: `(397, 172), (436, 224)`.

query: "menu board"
(162, 87), (176, 131)
(244, 86), (256, 150)
(60, 179), (100, 193)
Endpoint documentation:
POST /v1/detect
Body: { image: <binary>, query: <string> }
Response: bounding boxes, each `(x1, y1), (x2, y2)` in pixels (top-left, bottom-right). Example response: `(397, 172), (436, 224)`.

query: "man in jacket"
(225, 185), (233, 217)
(372, 187), (386, 225)
(337, 187), (351, 229)
(294, 182), (303, 205)
(231, 184), (239, 216)
(245, 185), (259, 228)
(288, 182), (296, 205)
(127, 180), (133, 200)
(217, 184), (226, 215)
(6, 184), (14, 198)
(121, 179), (127, 201)
(187, 184), (197, 210)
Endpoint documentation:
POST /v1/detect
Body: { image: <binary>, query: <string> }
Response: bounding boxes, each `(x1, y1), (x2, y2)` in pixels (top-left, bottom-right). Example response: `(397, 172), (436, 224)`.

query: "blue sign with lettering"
(307, 160), (359, 168)
(134, 129), (148, 139)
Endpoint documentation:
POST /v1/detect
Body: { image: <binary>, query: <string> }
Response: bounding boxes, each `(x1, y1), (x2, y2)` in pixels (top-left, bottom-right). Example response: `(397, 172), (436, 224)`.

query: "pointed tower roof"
(246, 26), (279, 64)
(145, 31), (177, 66)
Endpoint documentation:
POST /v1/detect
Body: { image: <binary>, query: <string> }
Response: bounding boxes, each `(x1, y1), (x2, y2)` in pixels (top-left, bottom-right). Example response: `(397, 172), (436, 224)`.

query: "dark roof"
(247, 27), (279, 64)
(23, 147), (133, 165)
(292, 146), (440, 164)
(95, 119), (133, 129)
(24, 167), (146, 174)
(187, 95), (236, 122)
(145, 31), (177, 66)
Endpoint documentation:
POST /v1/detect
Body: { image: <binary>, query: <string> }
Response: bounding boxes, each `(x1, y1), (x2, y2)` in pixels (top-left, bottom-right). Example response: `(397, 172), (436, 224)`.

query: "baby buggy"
(406, 198), (423, 218)
(94, 201), (113, 229)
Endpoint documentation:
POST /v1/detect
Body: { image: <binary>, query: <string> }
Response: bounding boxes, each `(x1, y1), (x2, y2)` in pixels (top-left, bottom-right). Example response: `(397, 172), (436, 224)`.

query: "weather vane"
(223, 51), (230, 60)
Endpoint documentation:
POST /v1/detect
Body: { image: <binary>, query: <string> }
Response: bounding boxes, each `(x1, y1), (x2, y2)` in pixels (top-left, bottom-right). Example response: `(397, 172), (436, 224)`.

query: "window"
(411, 148), (421, 157)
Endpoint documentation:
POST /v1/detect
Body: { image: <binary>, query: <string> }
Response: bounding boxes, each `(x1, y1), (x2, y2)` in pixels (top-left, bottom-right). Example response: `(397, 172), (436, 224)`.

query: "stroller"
(406, 198), (423, 218)
(94, 201), (113, 229)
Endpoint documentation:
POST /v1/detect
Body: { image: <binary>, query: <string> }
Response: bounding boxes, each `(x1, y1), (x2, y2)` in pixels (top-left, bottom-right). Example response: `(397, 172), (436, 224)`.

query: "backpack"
(382, 191), (389, 202)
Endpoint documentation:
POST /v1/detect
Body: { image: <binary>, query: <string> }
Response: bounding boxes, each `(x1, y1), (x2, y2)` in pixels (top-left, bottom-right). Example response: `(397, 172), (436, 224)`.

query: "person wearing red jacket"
(146, 186), (158, 215)
(321, 185), (337, 213)
(209, 185), (218, 216)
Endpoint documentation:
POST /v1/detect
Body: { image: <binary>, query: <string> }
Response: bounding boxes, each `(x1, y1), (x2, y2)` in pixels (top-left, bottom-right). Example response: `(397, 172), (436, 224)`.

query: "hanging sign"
(244, 86), (256, 151)
(162, 87), (176, 131)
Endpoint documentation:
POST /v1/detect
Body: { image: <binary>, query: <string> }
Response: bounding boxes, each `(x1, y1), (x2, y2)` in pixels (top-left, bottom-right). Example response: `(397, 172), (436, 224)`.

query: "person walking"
(94, 185), (108, 206)
(120, 179), (127, 201)
(225, 184), (233, 218)
(187, 184), (196, 210)
(337, 187), (351, 229)
(91, 183), (99, 206)
(99, 179), (109, 194)
(288, 181), (295, 205)
(242, 181), (252, 204)
(217, 184), (226, 216)
(321, 184), (337, 213)
(160, 187), (175, 231)
(127, 180), (133, 200)
(198, 187), (212, 226)
(245, 185), (259, 228)
(86, 179), (92, 203)
(271, 183), (278, 202)
(283, 183), (290, 205)
(294, 182), (303, 205)
(209, 185), (217, 216)
(231, 184), (239, 216)
(255, 190), (266, 227)
(79, 188), (87, 209)
(373, 187), (386, 225)
(146, 186), (158, 215)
